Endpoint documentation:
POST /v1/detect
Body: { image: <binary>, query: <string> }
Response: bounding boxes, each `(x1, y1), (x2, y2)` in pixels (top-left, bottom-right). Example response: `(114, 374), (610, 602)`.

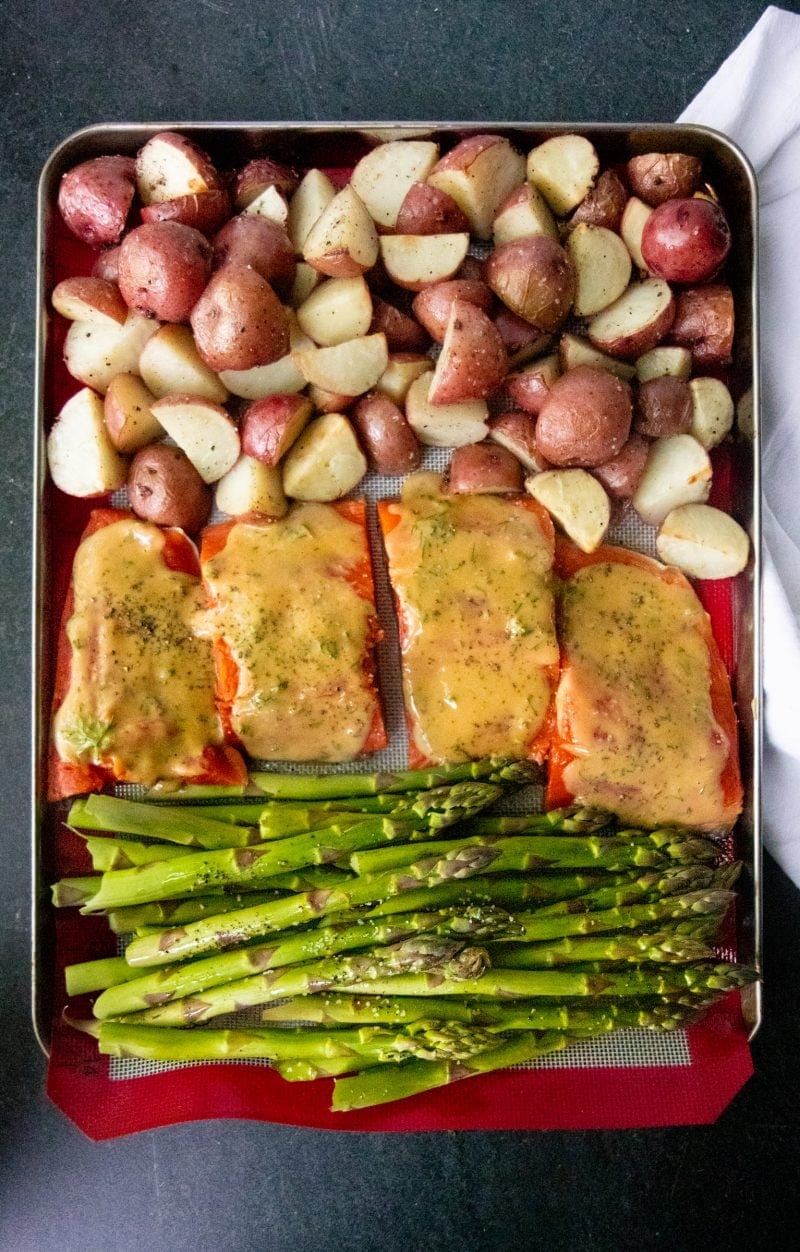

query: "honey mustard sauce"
(202, 506), (376, 762)
(383, 473), (558, 762)
(53, 519), (222, 785)
(557, 561), (729, 828)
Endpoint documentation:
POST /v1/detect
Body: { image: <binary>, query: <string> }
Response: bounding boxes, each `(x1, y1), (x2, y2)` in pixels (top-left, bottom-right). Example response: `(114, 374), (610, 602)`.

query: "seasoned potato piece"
(351, 392), (422, 475)
(588, 279), (675, 359)
(58, 156), (136, 246)
(118, 222), (212, 322)
(293, 333), (388, 397)
(526, 468), (610, 552)
(428, 134), (525, 239)
(447, 442), (524, 494)
(140, 189), (232, 235)
(234, 158), (298, 210)
(241, 394), (313, 466)
(632, 434), (712, 525)
(412, 280), (492, 343)
(376, 353), (434, 405)
(395, 182), (470, 235)
(627, 153), (702, 207)
(149, 395), (241, 484)
(190, 265), (289, 372)
(488, 411), (551, 473)
(656, 503), (749, 579)
(634, 376), (693, 439)
(63, 312), (160, 394)
(566, 224), (632, 317)
(492, 183), (558, 244)
(104, 373), (164, 454)
(688, 377), (735, 449)
(128, 444), (212, 531)
(559, 334), (636, 381)
(47, 388), (128, 498)
(303, 185), (379, 277)
(486, 236), (575, 331)
(504, 353), (561, 415)
(213, 215), (296, 294)
(592, 435), (650, 500)
(566, 170), (627, 234)
(635, 346), (692, 382)
(215, 455), (288, 518)
(297, 276), (373, 346)
(669, 284), (734, 367)
(641, 198), (731, 284)
(535, 366), (632, 468)
(282, 413), (367, 500)
(350, 140), (440, 228)
(526, 134), (600, 215)
(405, 372), (488, 447)
(139, 324), (229, 403)
(288, 169), (336, 254)
(620, 197), (653, 271)
(428, 300), (508, 404)
(135, 131), (221, 204)
(379, 233), (469, 291)
(52, 277), (128, 326)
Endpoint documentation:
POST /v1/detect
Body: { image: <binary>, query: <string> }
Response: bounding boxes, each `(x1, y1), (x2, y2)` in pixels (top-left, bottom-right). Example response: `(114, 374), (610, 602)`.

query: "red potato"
(103, 373), (163, 453)
(485, 236), (575, 332)
(620, 196), (653, 272)
(138, 324), (229, 403)
(375, 353), (433, 405)
(135, 132), (221, 205)
(92, 247), (121, 283)
(493, 309), (552, 364)
(405, 372), (488, 447)
(63, 312), (160, 394)
(627, 153), (703, 207)
(149, 394), (240, 483)
(190, 264), (289, 372)
(447, 442), (524, 494)
(641, 198), (731, 284)
(234, 158), (299, 209)
(292, 334), (389, 396)
(379, 233), (469, 290)
(488, 411), (551, 473)
(566, 224), (632, 317)
(127, 443), (212, 532)
(504, 353), (561, 415)
(51, 277), (127, 326)
(669, 284), (734, 367)
(591, 434), (650, 500)
(411, 279), (492, 343)
(566, 170), (627, 234)
(216, 455), (288, 519)
(395, 181), (469, 235)
(634, 375), (693, 438)
(369, 298), (430, 352)
(297, 276), (373, 346)
(351, 392), (422, 475)
(118, 222), (212, 322)
(308, 385), (357, 413)
(282, 414), (368, 501)
(287, 169), (336, 254)
(350, 140), (440, 228)
(526, 134), (600, 215)
(429, 300), (508, 405)
(492, 183), (557, 245)
(588, 278), (675, 359)
(140, 189), (232, 236)
(47, 387), (128, 498)
(559, 333), (636, 380)
(213, 215), (296, 294)
(303, 185), (379, 277)
(534, 366), (632, 467)
(243, 185), (289, 227)
(427, 134), (526, 239)
(241, 394), (313, 466)
(57, 156), (136, 247)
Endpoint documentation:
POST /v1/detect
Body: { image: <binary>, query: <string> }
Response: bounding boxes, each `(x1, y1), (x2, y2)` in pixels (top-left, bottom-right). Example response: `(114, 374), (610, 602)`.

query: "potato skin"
(641, 198), (731, 284)
(395, 182), (470, 235)
(369, 298), (430, 352)
(213, 215), (296, 294)
(488, 411), (551, 473)
(127, 443), (212, 531)
(141, 189), (232, 236)
(118, 222), (212, 322)
(627, 153), (702, 207)
(504, 358), (559, 415)
(669, 284), (734, 367)
(58, 156), (136, 247)
(234, 158), (299, 208)
(535, 365), (632, 467)
(447, 442), (524, 494)
(351, 392), (422, 475)
(592, 434), (650, 499)
(634, 376), (692, 438)
(485, 236), (575, 332)
(567, 169), (627, 233)
(412, 280), (493, 343)
(190, 264), (289, 371)
(92, 246), (122, 283)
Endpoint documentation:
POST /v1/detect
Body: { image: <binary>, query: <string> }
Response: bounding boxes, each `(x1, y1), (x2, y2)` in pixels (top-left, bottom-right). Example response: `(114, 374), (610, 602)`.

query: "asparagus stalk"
(65, 956), (140, 997)
(96, 1020), (502, 1064)
(250, 758), (541, 799)
(106, 892), (285, 934)
(490, 930), (717, 968)
(335, 961), (757, 1001)
(330, 1030), (568, 1112)
(350, 830), (720, 878)
(529, 865), (738, 916)
(258, 781), (503, 839)
(500, 889), (734, 943)
(51, 877), (101, 908)
(94, 906), (518, 1019)
(68, 794), (260, 848)
(276, 1057), (370, 1081)
(114, 938), (492, 1027)
(262, 993), (697, 1032)
(78, 835), (189, 872)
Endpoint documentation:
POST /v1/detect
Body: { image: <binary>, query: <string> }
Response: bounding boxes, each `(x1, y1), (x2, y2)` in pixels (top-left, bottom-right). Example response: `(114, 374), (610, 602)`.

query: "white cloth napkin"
(680, 6), (800, 884)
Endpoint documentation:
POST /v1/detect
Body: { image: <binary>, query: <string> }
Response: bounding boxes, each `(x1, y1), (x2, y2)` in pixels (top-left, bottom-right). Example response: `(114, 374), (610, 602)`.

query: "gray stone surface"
(2, 1), (799, 1247)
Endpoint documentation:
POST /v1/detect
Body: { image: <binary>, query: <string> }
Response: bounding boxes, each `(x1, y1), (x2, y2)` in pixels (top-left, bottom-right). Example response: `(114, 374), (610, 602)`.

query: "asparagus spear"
(529, 865), (738, 916)
(350, 830), (720, 878)
(498, 889), (733, 943)
(335, 961), (757, 1001)
(96, 1020), (502, 1064)
(94, 906), (518, 1019)
(106, 892), (285, 934)
(490, 930), (717, 968)
(51, 877), (101, 908)
(68, 794), (260, 848)
(276, 1057), (370, 1081)
(258, 781), (503, 838)
(65, 956), (140, 997)
(249, 758), (541, 799)
(331, 1030), (568, 1112)
(114, 938), (492, 1027)
(78, 835), (189, 872)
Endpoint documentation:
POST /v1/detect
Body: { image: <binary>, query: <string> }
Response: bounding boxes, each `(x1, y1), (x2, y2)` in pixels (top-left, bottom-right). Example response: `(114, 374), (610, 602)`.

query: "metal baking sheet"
(32, 122), (762, 1056)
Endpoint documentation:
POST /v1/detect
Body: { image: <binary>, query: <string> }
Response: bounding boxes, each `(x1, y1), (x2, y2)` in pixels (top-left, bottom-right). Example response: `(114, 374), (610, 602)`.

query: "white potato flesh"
(47, 387), (128, 497)
(104, 373), (164, 453)
(219, 314), (314, 398)
(567, 224), (632, 317)
(635, 346), (692, 382)
(526, 135), (600, 216)
(737, 387), (755, 440)
(303, 185), (379, 276)
(63, 313), (160, 394)
(296, 276), (373, 346)
(632, 434), (712, 526)
(350, 140), (440, 228)
(282, 413), (367, 500)
(287, 169), (336, 254)
(559, 333), (636, 380)
(688, 377), (735, 449)
(379, 233), (469, 289)
(620, 196), (653, 271)
(428, 139), (526, 240)
(404, 372), (488, 447)
(139, 324), (229, 403)
(493, 184), (558, 244)
(292, 333), (388, 396)
(244, 185), (289, 225)
(587, 279), (674, 359)
(51, 277), (127, 326)
(289, 262), (321, 308)
(135, 134), (218, 205)
(376, 355), (433, 405)
(656, 504), (750, 579)
(150, 396), (241, 484)
(215, 455), (288, 518)
(525, 468), (610, 552)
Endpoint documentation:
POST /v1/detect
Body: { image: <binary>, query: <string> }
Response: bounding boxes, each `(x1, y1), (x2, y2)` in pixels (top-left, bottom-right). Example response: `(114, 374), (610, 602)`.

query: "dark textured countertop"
(2, 2), (800, 1247)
